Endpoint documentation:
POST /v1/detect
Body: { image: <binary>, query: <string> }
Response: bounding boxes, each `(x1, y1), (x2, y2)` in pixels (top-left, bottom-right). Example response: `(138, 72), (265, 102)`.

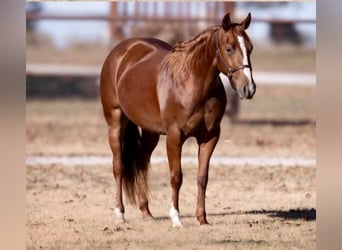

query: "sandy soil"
(26, 163), (315, 250)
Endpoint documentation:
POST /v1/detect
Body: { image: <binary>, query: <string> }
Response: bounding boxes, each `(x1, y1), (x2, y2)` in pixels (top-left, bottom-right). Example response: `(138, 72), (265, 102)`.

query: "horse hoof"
(114, 208), (126, 223)
(197, 216), (209, 225)
(114, 216), (126, 224)
(199, 220), (210, 225)
(142, 214), (154, 221)
(113, 216), (126, 225)
(172, 221), (184, 228)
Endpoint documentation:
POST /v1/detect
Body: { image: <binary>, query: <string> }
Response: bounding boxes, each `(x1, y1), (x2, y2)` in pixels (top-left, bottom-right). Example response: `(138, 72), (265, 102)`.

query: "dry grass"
(26, 85), (316, 157)
(252, 45), (315, 72)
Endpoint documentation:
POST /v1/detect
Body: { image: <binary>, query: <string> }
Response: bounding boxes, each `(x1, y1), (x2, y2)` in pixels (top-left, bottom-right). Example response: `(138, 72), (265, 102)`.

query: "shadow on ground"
(244, 208), (316, 221)
(154, 208), (316, 222)
(233, 118), (315, 127)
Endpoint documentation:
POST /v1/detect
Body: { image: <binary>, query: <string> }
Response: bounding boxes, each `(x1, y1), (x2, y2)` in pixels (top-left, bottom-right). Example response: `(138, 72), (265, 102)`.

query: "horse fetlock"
(199, 218), (209, 225)
(139, 203), (154, 219)
(196, 212), (209, 225)
(169, 205), (183, 227)
(196, 206), (206, 218)
(114, 207), (126, 223)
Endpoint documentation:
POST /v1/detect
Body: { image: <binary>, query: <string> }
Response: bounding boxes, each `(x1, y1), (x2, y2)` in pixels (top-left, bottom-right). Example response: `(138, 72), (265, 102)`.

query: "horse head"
(216, 13), (256, 100)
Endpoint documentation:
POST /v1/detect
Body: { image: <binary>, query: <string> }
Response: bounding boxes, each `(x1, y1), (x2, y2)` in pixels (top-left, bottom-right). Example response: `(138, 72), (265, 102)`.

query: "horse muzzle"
(239, 81), (256, 100)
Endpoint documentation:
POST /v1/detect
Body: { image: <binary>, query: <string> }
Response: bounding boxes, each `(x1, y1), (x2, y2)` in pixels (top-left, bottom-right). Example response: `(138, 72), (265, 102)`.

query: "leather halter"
(215, 30), (251, 78)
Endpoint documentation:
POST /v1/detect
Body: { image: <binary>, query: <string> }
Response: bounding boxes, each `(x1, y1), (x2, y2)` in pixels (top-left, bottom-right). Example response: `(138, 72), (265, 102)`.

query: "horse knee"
(197, 175), (208, 189)
(170, 173), (183, 189)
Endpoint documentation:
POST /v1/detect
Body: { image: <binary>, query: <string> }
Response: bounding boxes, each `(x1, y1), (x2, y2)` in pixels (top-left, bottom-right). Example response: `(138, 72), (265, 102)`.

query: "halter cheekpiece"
(215, 30), (251, 78)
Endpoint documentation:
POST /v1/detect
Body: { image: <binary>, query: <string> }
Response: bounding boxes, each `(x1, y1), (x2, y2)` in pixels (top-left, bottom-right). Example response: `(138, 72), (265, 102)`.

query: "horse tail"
(122, 121), (148, 205)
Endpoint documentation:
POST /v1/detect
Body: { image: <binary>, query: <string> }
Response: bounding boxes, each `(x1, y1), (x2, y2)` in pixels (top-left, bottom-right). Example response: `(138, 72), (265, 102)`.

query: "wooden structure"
(109, 2), (234, 42)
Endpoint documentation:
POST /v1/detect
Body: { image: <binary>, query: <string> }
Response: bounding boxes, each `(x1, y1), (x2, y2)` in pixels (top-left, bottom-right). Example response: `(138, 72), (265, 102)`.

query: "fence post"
(224, 2), (235, 16)
(109, 2), (124, 42)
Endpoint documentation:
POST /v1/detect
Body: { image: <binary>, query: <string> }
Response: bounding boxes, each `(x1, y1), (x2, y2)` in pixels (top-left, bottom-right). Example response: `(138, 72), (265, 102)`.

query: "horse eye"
(226, 47), (233, 54)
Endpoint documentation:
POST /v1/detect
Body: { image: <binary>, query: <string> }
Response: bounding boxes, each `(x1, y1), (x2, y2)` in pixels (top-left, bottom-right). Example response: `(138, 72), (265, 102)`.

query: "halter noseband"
(215, 30), (251, 78)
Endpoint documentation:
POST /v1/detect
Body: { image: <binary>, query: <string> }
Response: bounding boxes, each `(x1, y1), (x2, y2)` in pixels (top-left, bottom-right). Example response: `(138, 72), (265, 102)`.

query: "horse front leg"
(166, 125), (184, 227)
(196, 127), (220, 225)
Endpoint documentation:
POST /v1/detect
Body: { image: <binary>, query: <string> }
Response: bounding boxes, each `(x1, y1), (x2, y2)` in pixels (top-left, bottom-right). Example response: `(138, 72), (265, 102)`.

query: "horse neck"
(161, 27), (220, 98)
(187, 32), (219, 97)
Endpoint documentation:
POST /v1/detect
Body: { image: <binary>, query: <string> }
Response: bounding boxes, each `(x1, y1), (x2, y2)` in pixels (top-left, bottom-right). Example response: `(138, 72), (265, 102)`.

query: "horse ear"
(222, 13), (231, 31)
(241, 12), (251, 30)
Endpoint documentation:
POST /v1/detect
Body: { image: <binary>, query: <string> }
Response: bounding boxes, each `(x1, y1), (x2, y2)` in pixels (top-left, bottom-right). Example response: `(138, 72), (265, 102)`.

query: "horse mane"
(159, 25), (220, 81)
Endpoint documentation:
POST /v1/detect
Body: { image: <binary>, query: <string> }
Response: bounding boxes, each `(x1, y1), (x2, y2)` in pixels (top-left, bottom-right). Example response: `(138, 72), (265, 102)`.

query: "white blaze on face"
(237, 35), (254, 93)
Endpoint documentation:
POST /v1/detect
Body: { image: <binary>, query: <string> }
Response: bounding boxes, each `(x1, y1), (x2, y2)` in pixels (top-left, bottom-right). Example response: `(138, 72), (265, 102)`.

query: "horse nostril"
(243, 85), (248, 96)
(247, 87), (255, 99)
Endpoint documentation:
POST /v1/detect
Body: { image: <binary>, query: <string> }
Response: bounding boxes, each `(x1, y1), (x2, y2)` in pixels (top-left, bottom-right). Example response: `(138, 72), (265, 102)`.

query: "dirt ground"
(26, 163), (315, 250)
(26, 85), (316, 249)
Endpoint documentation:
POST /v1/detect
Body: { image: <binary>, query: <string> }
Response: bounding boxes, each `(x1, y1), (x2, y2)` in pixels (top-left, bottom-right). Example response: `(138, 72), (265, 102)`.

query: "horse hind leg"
(137, 130), (160, 219)
(107, 108), (128, 223)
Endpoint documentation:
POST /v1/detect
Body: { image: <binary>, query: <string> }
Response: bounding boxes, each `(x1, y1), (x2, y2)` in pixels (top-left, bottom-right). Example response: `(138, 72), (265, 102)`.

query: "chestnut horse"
(100, 13), (256, 227)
